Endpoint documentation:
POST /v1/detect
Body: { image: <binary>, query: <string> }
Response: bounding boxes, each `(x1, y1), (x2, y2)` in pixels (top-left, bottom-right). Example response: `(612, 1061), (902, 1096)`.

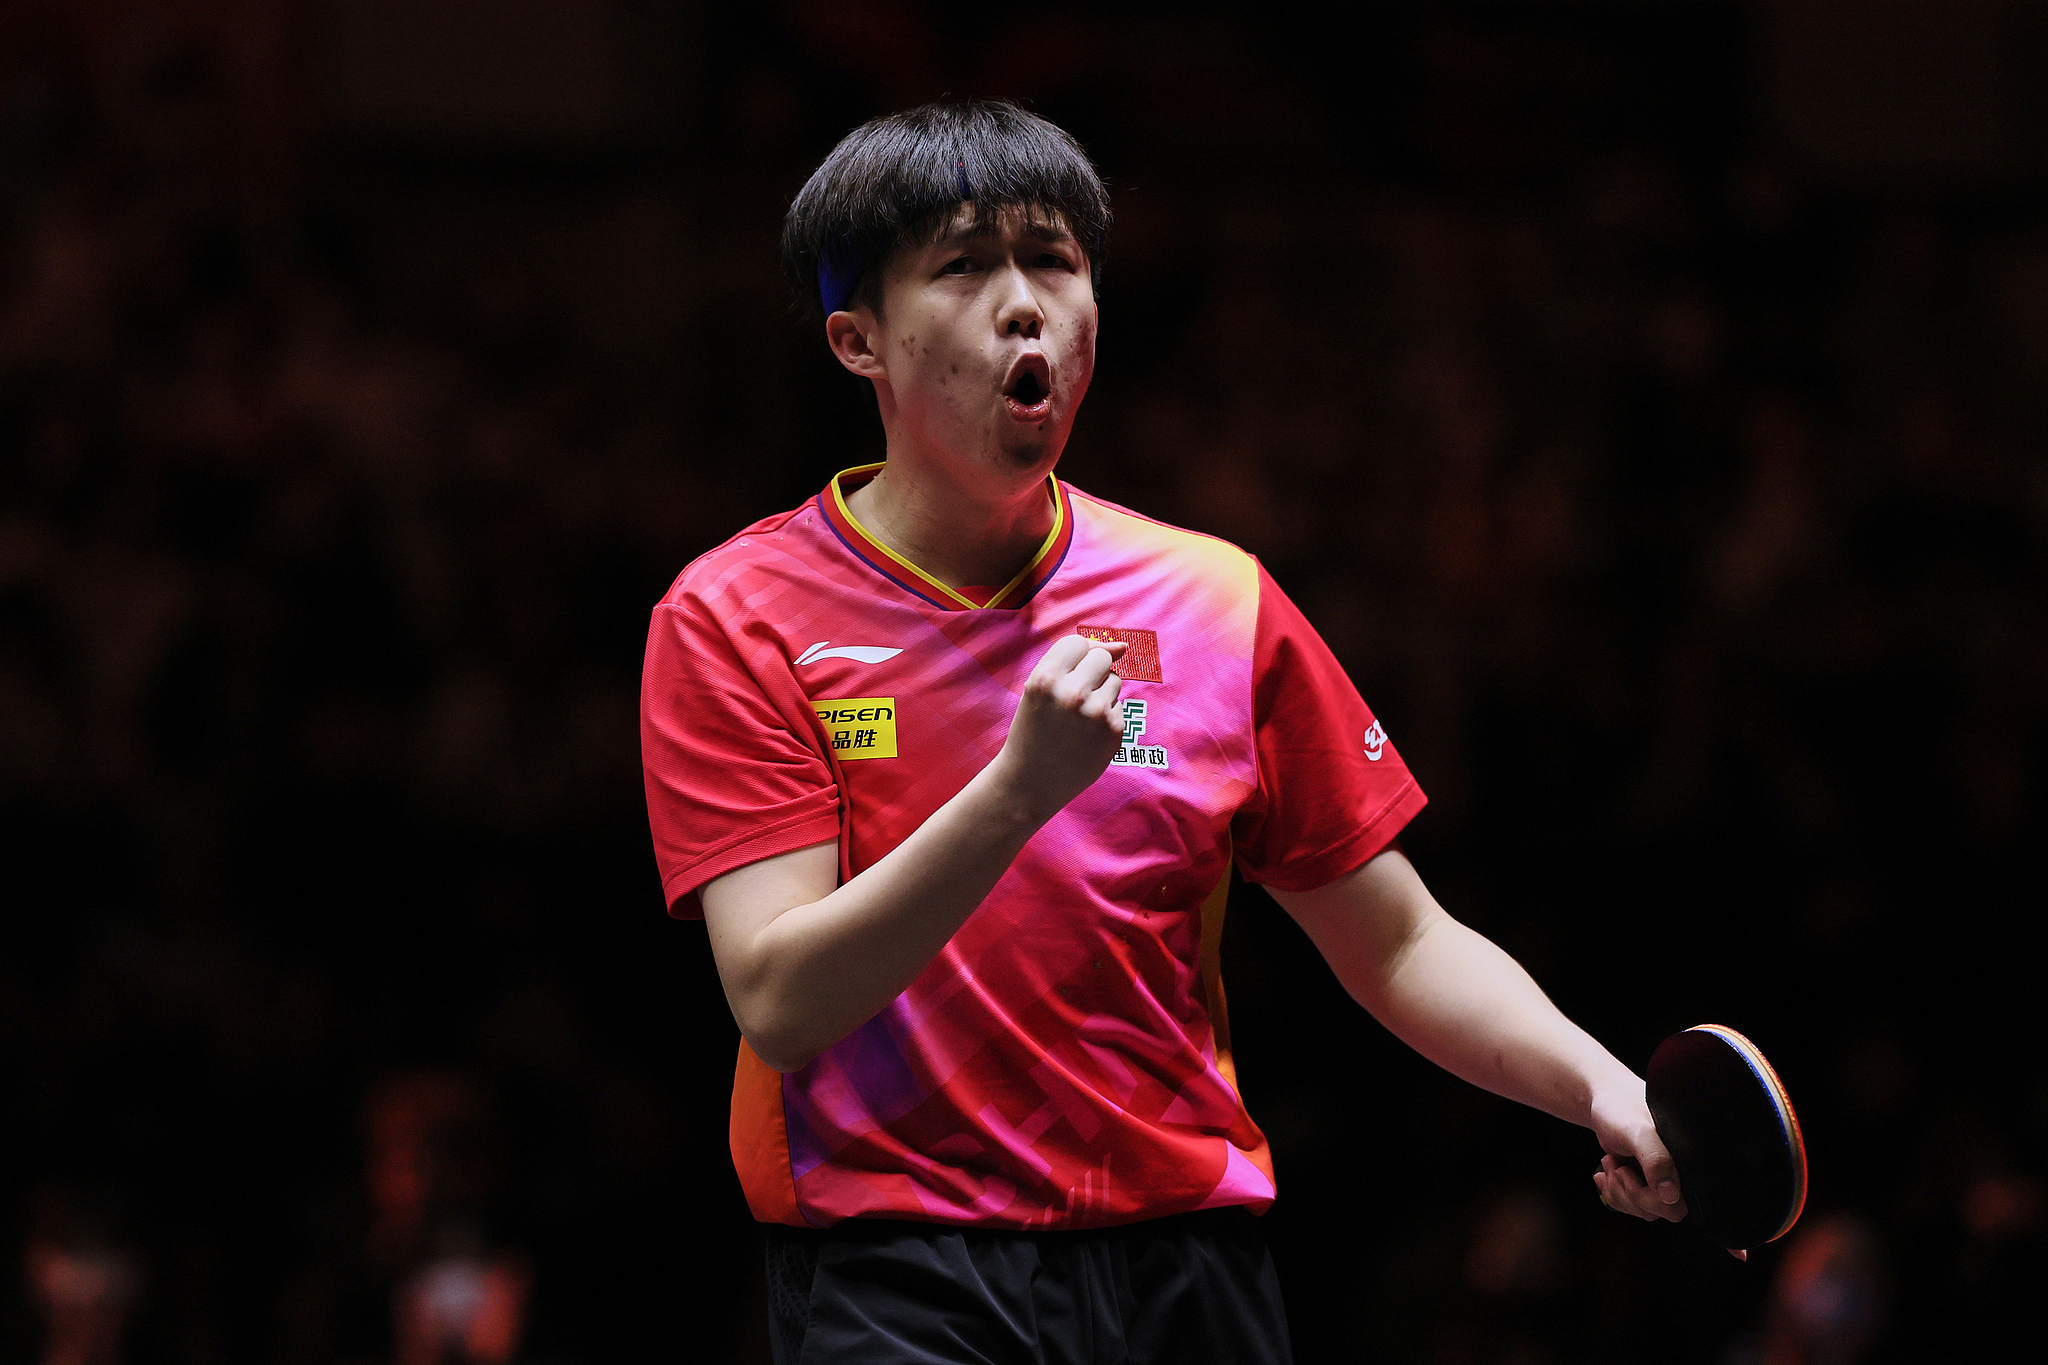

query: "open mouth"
(1003, 356), (1053, 420)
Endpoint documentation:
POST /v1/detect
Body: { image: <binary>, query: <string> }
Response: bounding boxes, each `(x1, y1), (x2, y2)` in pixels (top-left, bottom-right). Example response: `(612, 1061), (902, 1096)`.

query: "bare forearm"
(1279, 849), (1684, 1222)
(712, 755), (1047, 1071)
(1276, 850), (1638, 1130)
(706, 636), (1132, 1072)
(1363, 916), (1638, 1129)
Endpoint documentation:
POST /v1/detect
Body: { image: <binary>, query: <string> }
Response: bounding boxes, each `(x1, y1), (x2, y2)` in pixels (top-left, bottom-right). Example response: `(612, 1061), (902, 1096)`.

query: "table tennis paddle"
(1641, 1024), (1808, 1250)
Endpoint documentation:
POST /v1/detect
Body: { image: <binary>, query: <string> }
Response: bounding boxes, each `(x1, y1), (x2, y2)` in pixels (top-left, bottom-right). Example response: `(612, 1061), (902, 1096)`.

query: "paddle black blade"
(1645, 1025), (1808, 1250)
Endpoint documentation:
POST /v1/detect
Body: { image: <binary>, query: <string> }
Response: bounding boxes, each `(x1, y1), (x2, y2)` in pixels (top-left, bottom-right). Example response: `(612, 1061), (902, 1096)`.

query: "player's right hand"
(992, 635), (1127, 820)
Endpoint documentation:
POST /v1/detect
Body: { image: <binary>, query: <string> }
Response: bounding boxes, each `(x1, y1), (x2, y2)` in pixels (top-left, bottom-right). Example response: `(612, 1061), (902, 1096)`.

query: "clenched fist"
(989, 635), (1128, 822)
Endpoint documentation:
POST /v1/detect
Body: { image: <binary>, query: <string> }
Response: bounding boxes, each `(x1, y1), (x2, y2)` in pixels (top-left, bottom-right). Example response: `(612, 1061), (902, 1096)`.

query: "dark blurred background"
(3, 0), (2044, 1360)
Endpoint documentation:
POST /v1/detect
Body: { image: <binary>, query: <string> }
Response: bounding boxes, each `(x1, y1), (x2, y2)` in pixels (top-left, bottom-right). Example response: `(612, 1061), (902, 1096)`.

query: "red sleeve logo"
(1363, 721), (1388, 761)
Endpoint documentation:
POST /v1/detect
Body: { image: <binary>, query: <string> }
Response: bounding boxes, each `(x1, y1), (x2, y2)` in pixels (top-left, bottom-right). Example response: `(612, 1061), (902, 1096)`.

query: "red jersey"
(641, 465), (1425, 1229)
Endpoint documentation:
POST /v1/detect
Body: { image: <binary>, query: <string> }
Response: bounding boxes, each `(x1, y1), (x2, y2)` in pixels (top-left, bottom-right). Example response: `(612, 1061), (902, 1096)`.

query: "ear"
(825, 310), (886, 380)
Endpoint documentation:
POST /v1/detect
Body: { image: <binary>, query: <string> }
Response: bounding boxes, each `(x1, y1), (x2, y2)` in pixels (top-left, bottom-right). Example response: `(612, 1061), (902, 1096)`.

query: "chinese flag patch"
(1076, 625), (1162, 683)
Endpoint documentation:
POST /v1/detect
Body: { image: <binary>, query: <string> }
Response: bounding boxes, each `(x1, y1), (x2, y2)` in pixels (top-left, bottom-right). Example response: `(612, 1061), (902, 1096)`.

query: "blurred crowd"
(3, 1), (2044, 1362)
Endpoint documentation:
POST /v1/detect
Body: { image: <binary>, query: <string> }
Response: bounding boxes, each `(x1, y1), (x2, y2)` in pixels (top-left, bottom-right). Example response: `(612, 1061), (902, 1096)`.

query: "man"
(641, 101), (1684, 1364)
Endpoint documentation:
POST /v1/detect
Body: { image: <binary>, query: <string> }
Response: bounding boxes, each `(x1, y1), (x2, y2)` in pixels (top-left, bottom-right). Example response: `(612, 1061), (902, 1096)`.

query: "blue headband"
(819, 159), (977, 315)
(818, 248), (864, 316)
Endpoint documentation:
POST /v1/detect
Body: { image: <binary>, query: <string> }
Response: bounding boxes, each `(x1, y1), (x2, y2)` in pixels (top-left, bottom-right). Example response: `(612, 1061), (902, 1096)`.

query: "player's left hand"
(1589, 1078), (1748, 1260)
(1588, 1080), (1687, 1223)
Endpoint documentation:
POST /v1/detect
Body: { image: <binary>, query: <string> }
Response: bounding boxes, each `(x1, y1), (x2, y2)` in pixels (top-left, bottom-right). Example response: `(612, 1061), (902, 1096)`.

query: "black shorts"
(763, 1206), (1293, 1365)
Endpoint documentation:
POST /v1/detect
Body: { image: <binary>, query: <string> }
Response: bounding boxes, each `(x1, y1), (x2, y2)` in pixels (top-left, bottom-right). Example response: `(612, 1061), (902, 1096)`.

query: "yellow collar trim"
(829, 463), (1066, 610)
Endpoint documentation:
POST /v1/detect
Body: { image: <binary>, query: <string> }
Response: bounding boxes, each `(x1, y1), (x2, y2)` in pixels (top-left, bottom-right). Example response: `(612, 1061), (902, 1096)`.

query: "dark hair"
(782, 100), (1111, 321)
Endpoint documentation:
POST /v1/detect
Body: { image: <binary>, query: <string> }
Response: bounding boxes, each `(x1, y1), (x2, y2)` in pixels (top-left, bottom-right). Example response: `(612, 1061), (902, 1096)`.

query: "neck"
(844, 454), (1055, 595)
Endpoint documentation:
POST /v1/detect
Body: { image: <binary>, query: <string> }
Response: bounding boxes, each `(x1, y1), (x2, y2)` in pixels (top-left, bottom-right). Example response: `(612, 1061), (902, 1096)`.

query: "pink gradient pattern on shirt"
(767, 491), (1279, 1229)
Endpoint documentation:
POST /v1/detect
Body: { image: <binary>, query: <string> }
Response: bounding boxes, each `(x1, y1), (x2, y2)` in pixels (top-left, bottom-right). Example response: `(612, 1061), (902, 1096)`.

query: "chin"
(996, 432), (1061, 472)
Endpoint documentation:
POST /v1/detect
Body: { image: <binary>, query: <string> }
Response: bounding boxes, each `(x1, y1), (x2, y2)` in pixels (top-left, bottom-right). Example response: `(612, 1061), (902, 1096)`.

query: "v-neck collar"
(816, 463), (1075, 611)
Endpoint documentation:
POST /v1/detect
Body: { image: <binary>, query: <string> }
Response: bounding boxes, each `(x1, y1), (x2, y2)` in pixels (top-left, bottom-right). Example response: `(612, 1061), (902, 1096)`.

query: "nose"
(997, 265), (1043, 339)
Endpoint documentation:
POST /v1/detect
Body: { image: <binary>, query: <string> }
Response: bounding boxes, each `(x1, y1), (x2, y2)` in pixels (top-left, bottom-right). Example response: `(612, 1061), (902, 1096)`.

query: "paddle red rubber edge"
(1686, 1024), (1808, 1243)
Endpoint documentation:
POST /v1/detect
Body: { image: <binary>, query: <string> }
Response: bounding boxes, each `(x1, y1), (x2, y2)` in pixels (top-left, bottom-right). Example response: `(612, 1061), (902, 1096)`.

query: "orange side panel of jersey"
(1196, 860), (1239, 1097)
(730, 1041), (803, 1225)
(1195, 858), (1276, 1196)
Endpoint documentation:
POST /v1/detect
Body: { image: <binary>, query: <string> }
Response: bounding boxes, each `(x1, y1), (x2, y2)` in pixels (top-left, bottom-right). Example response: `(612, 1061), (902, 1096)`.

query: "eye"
(938, 256), (977, 276)
(1034, 251), (1075, 272)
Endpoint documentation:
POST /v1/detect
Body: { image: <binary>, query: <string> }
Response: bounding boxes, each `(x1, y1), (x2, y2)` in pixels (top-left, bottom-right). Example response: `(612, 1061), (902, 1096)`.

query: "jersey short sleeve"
(1230, 562), (1426, 891)
(640, 596), (843, 919)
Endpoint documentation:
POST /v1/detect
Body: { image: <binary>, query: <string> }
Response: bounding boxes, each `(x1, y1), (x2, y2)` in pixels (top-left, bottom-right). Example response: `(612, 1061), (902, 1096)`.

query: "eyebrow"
(932, 218), (1077, 248)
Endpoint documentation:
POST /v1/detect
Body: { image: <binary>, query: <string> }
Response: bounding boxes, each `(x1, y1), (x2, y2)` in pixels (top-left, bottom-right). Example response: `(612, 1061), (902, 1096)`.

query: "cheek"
(1069, 315), (1098, 374)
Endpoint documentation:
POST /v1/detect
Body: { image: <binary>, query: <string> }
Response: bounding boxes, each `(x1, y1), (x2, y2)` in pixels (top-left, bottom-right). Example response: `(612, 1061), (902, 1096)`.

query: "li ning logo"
(1110, 698), (1169, 771)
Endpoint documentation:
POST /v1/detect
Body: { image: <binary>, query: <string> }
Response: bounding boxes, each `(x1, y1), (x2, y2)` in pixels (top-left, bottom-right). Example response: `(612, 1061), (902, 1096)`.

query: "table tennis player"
(639, 99), (1685, 1364)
